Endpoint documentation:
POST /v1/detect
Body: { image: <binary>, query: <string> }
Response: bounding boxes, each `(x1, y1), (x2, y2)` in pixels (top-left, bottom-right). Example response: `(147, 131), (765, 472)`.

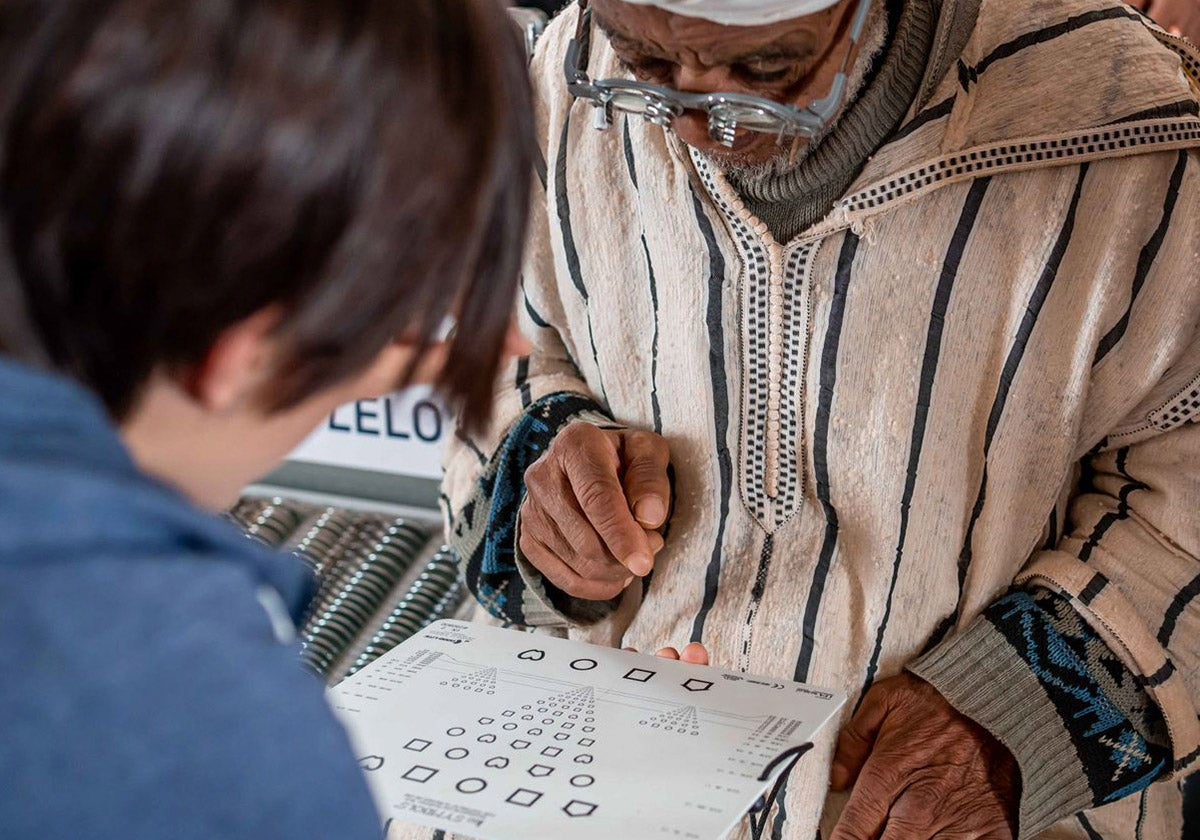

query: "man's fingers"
(518, 532), (628, 601)
(829, 759), (896, 840)
(679, 643), (709, 666)
(567, 453), (655, 577)
(655, 647), (681, 660)
(879, 782), (944, 840)
(647, 530), (665, 554)
(620, 431), (671, 529)
(831, 685), (892, 791)
(527, 479), (631, 584)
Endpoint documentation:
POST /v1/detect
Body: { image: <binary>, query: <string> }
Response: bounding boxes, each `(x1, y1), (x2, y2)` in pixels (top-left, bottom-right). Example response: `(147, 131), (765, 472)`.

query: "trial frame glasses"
(563, 0), (874, 147)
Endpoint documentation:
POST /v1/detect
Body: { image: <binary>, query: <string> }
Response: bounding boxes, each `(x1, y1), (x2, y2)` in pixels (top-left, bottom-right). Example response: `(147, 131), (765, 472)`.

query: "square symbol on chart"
(402, 765), (438, 783)
(541, 746), (563, 758)
(502, 710), (516, 717)
(561, 722), (575, 730)
(578, 738), (595, 748)
(404, 739), (432, 753)
(506, 788), (543, 807)
(623, 668), (656, 683)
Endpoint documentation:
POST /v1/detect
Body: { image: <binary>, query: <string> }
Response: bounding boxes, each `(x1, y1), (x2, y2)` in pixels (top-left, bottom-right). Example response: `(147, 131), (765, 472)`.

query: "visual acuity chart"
(330, 621), (845, 840)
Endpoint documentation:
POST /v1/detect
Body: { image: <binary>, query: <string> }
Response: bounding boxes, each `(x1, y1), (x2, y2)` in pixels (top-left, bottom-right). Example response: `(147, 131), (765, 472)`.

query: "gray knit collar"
(725, 0), (939, 242)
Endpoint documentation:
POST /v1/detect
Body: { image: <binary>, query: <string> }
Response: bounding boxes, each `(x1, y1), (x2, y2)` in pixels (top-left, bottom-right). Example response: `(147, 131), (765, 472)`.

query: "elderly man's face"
(591, 0), (860, 167)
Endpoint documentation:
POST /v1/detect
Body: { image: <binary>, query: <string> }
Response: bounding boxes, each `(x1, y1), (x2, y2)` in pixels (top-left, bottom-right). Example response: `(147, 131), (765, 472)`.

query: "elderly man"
(437, 1), (1200, 838)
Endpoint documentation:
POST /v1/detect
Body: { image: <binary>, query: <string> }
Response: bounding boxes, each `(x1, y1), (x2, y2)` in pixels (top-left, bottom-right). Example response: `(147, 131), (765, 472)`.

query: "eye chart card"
(330, 621), (845, 840)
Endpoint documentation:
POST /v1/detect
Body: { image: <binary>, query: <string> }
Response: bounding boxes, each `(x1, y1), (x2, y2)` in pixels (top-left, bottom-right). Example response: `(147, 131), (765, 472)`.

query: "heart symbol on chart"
(485, 757), (510, 769)
(358, 756), (385, 772)
(518, 649), (546, 662)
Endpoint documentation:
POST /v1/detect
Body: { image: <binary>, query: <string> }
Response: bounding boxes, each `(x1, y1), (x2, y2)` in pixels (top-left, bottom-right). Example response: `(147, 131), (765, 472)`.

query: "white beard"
(703, 2), (891, 180)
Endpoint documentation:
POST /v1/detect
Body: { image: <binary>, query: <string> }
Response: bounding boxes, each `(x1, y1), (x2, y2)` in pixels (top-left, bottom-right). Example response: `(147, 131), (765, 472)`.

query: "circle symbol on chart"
(445, 748), (469, 760)
(447, 727), (466, 737)
(456, 778), (488, 795)
(518, 649), (546, 662)
(571, 774), (595, 788)
(570, 659), (598, 671)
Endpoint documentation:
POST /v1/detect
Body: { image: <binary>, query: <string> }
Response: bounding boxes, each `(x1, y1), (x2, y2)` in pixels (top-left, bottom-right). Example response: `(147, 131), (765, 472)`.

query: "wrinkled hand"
(1129, 0), (1200, 41)
(520, 422), (670, 601)
(830, 674), (1020, 840)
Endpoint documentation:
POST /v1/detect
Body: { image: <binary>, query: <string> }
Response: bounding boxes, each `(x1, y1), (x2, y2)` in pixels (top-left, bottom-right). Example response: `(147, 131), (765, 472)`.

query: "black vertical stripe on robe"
(688, 183), (733, 645)
(794, 230), (860, 683)
(856, 177), (992, 711)
(933, 164), (1091, 648)
(554, 110), (608, 405)
(1094, 150), (1188, 365)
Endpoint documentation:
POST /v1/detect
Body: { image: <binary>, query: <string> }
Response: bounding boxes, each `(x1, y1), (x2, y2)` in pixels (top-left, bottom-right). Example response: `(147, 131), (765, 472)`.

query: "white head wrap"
(615, 0), (844, 27)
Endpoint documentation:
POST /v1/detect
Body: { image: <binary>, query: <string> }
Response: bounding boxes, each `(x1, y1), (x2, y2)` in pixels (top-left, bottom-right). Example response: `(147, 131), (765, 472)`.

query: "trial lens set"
(227, 497), (470, 683)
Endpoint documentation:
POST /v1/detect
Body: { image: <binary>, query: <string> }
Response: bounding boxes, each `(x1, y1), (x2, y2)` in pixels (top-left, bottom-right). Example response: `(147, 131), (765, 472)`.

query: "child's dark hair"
(0, 0), (534, 428)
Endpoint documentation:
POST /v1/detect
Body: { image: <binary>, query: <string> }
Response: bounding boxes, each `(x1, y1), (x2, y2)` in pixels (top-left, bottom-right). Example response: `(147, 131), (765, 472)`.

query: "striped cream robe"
(423, 2), (1200, 838)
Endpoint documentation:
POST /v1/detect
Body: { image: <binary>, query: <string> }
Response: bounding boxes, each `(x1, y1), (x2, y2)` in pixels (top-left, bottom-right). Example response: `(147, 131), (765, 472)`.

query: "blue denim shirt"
(0, 360), (381, 839)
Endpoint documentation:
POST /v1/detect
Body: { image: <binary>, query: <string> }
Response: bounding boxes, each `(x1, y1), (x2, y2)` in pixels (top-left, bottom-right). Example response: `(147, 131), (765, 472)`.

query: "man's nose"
(670, 65), (736, 151)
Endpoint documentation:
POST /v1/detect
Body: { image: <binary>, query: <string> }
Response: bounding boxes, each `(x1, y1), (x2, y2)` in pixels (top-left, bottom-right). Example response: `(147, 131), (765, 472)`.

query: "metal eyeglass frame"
(564, 0), (873, 147)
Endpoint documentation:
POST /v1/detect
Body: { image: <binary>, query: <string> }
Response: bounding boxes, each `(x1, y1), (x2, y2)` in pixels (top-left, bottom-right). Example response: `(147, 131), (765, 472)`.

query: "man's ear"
(185, 307), (283, 412)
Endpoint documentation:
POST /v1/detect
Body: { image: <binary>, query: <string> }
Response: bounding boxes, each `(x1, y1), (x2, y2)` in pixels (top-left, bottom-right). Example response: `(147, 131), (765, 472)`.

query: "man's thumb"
(619, 430), (671, 529)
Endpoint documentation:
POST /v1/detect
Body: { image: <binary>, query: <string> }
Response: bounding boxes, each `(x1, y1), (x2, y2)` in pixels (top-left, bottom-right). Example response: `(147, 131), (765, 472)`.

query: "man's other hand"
(520, 422), (670, 601)
(1129, 0), (1200, 42)
(830, 673), (1020, 840)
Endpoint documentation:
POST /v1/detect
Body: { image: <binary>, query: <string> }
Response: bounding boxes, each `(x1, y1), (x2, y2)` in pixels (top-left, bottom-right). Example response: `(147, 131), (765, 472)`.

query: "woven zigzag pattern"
(987, 590), (1171, 804)
(459, 393), (607, 624)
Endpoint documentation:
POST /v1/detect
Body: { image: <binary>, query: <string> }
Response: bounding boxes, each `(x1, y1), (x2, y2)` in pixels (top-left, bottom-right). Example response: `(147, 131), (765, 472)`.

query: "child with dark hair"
(0, 1), (534, 836)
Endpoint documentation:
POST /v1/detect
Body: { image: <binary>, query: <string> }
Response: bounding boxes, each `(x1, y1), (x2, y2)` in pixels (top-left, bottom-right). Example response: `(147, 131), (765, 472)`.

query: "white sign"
(331, 621), (845, 840)
(289, 387), (447, 480)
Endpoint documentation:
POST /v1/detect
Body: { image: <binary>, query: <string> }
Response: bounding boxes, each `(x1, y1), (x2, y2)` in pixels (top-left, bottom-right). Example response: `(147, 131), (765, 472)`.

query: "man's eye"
(620, 56), (674, 83)
(735, 61), (797, 85)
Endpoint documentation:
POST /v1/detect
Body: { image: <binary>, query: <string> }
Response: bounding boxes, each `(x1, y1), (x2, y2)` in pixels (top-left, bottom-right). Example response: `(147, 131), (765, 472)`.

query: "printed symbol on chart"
(683, 678), (714, 693)
(445, 748), (470, 760)
(571, 774), (595, 788)
(511, 739), (531, 750)
(623, 667), (657, 683)
(570, 658), (598, 671)
(578, 738), (595, 747)
(402, 765), (439, 783)
(563, 800), (599, 818)
(485, 756), (510, 769)
(359, 755), (385, 771)
(541, 746), (563, 757)
(447, 727), (466, 737)
(639, 705), (701, 736)
(405, 739), (432, 752)
(479, 717), (495, 725)
(457, 778), (488, 794)
(502, 686), (596, 742)
(446, 667), (498, 695)
(574, 754), (594, 764)
(506, 788), (544, 807)
(518, 649), (546, 662)
(478, 733), (497, 743)
(528, 764), (555, 777)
